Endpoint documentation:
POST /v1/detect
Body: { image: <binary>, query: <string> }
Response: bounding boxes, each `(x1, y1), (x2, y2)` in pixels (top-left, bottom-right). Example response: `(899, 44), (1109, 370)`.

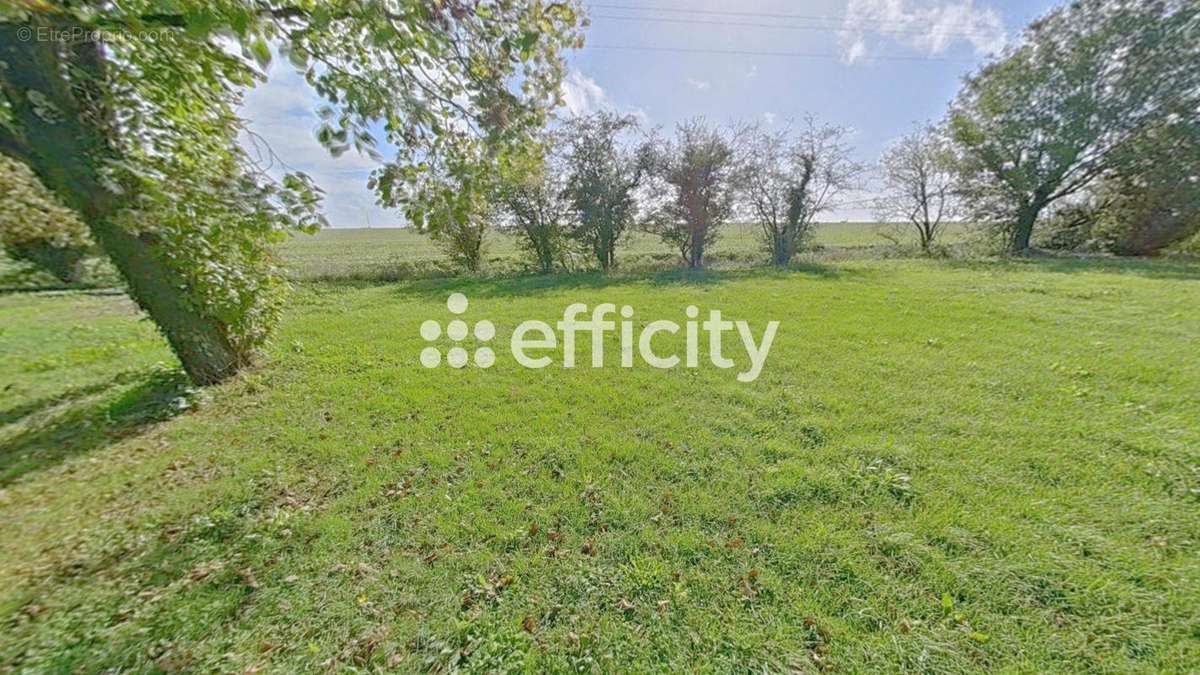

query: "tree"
(436, 216), (489, 273)
(0, 154), (91, 283)
(495, 143), (572, 274)
(561, 111), (643, 271)
(946, 0), (1199, 253)
(1097, 102), (1200, 255)
(1, 1), (584, 383)
(404, 148), (493, 273)
(642, 119), (739, 269)
(740, 116), (861, 265)
(875, 125), (958, 252)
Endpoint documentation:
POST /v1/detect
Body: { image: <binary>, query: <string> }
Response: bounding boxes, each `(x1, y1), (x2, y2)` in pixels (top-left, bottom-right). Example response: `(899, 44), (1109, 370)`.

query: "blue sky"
(241, 0), (1057, 228)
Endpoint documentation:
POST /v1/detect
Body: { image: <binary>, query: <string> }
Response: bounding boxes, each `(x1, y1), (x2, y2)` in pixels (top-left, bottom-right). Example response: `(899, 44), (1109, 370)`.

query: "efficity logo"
(420, 293), (779, 383)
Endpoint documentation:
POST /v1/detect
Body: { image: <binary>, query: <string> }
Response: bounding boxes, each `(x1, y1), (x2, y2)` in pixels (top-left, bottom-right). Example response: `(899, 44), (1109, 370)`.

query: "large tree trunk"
(1010, 203), (1039, 253)
(1, 21), (244, 385)
(773, 236), (791, 267)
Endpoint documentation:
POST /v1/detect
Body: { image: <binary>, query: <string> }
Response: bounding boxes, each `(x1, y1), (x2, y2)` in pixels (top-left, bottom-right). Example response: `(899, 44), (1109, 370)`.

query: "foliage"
(1036, 202), (1102, 252)
(0, 154), (91, 282)
(875, 125), (957, 252)
(494, 143), (573, 274)
(741, 116), (862, 265)
(641, 119), (739, 269)
(561, 111), (643, 271)
(435, 217), (489, 273)
(1036, 109), (1200, 256)
(1096, 104), (1200, 255)
(1, 0), (584, 383)
(946, 0), (1200, 252)
(401, 146), (493, 273)
(335, 0), (585, 227)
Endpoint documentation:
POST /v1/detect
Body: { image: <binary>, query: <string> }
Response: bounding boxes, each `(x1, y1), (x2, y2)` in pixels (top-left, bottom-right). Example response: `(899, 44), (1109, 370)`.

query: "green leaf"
(518, 32), (539, 60)
(250, 38), (272, 68)
(185, 10), (218, 39)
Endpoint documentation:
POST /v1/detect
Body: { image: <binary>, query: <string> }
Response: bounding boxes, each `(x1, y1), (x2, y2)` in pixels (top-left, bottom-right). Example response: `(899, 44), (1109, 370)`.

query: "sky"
(240, 0), (1058, 228)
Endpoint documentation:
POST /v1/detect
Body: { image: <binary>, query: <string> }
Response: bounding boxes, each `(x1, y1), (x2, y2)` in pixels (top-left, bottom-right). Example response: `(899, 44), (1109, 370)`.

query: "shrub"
(741, 116), (862, 265)
(0, 155), (92, 283)
(641, 119), (738, 269)
(495, 145), (572, 274)
(562, 112), (643, 271)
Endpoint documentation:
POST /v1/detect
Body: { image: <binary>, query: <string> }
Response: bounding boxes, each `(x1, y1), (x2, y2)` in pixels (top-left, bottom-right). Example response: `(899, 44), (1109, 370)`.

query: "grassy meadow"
(278, 222), (972, 281)
(1, 232), (1199, 672)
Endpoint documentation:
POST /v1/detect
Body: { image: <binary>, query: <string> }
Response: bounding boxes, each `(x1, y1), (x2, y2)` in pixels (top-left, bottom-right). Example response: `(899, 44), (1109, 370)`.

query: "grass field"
(2, 252), (1198, 672)
(278, 222), (972, 281)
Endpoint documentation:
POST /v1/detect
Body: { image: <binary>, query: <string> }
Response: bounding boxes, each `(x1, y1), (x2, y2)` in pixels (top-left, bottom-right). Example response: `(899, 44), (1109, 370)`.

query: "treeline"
(410, 0), (1199, 272)
(419, 112), (865, 273)
(1, 0), (1197, 384)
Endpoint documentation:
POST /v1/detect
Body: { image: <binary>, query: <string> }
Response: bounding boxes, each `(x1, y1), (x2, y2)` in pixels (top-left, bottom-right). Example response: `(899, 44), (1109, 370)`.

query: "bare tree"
(739, 116), (862, 266)
(642, 119), (739, 269)
(875, 125), (959, 252)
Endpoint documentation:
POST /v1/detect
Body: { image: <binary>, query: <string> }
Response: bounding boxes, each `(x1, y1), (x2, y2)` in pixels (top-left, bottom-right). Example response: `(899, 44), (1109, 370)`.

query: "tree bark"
(1, 21), (244, 385)
(1010, 203), (1039, 253)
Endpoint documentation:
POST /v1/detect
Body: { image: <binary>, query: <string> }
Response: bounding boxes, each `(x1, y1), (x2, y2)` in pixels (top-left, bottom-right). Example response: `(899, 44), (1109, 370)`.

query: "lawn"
(1, 255), (1198, 672)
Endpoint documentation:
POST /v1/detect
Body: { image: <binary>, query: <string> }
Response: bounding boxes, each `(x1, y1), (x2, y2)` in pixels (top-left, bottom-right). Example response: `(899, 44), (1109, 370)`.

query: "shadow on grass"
(0, 367), (192, 485)
(942, 254), (1200, 281)
(388, 261), (861, 301)
(0, 377), (127, 427)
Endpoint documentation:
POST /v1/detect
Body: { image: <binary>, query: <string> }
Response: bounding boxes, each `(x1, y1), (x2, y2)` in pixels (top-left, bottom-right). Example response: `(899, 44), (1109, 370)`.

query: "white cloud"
(839, 0), (1005, 64)
(239, 60), (397, 228)
(844, 37), (868, 64)
(746, 64), (759, 79)
(685, 77), (712, 91)
(628, 108), (651, 127)
(560, 69), (609, 116)
(559, 69), (650, 126)
(763, 112), (777, 125)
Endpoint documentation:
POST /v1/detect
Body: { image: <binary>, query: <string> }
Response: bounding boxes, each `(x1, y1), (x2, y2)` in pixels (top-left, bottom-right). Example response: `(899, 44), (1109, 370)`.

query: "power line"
(589, 12), (1002, 42)
(583, 44), (978, 64)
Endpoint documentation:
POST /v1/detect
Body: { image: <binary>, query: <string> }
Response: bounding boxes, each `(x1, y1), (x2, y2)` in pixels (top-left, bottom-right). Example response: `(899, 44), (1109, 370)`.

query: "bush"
(1036, 204), (1102, 252)
(5, 240), (88, 284)
(1097, 110), (1200, 256)
(641, 119), (738, 269)
(495, 146), (572, 274)
(0, 155), (92, 283)
(562, 112), (643, 271)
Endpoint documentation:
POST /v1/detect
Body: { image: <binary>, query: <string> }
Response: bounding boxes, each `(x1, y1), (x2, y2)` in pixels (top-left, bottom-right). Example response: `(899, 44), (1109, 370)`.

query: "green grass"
(2, 257), (1199, 672)
(278, 222), (972, 281)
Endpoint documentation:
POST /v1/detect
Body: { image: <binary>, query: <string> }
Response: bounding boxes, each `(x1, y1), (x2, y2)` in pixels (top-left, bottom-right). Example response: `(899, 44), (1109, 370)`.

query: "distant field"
(279, 222), (972, 281)
(1, 222), (970, 290)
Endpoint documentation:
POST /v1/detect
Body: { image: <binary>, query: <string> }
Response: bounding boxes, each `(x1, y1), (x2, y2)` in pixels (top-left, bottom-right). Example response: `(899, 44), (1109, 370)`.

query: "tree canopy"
(0, 1), (585, 382)
(947, 0), (1199, 252)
